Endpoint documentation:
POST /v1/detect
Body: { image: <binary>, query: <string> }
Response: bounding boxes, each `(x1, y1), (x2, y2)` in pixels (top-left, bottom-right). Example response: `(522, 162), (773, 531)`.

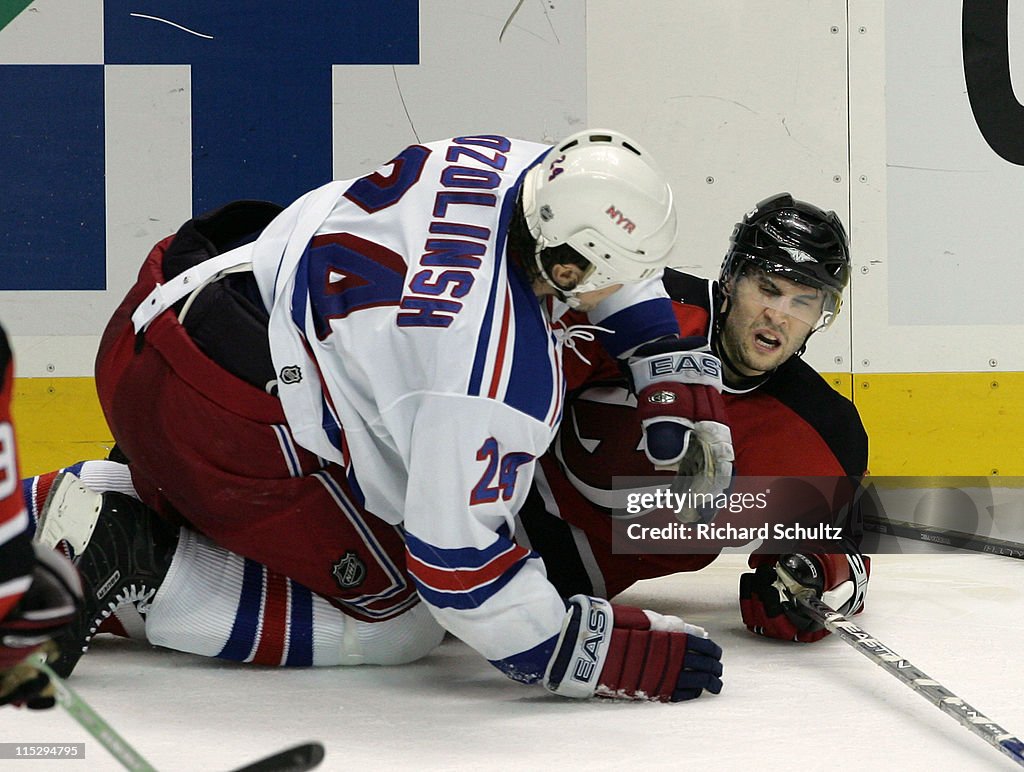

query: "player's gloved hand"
(544, 595), (723, 702)
(628, 337), (734, 521)
(739, 551), (870, 642)
(0, 544), (82, 709)
(0, 640), (61, 710)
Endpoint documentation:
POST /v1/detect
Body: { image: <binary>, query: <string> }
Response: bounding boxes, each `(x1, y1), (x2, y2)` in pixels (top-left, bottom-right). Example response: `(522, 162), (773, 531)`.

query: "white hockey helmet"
(521, 129), (678, 298)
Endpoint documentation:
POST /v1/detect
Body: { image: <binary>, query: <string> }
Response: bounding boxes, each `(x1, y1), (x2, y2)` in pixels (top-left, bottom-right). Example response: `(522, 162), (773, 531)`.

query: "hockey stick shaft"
(36, 659), (157, 771)
(864, 515), (1024, 561)
(795, 594), (1024, 768)
(37, 658), (325, 772)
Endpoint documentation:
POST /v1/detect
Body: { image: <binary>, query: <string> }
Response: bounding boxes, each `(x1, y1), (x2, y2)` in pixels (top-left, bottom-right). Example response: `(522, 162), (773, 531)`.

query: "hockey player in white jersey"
(33, 130), (727, 701)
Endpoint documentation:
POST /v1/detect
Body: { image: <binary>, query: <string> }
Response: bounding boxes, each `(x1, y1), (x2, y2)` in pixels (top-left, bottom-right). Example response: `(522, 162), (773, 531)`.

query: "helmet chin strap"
(521, 184), (584, 308)
(533, 241), (592, 309)
(560, 292), (586, 310)
(531, 250), (571, 306)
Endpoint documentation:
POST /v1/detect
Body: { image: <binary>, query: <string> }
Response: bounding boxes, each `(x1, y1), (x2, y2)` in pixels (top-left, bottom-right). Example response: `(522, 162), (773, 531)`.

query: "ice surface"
(6, 552), (1023, 771)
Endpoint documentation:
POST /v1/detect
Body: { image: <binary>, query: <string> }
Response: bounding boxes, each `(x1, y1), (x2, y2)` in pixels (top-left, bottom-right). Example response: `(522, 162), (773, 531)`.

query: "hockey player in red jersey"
(28, 129), (727, 703)
(25, 194), (865, 697)
(0, 326), (82, 709)
(520, 193), (870, 643)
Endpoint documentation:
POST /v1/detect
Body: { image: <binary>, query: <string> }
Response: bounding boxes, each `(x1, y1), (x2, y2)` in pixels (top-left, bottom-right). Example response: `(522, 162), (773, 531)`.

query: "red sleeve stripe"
(405, 543), (529, 593)
(486, 287), (513, 399)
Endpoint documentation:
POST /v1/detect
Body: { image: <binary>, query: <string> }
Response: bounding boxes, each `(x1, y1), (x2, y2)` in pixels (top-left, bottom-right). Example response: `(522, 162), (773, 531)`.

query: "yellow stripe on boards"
(850, 372), (1024, 477)
(9, 373), (1024, 479)
(11, 378), (113, 477)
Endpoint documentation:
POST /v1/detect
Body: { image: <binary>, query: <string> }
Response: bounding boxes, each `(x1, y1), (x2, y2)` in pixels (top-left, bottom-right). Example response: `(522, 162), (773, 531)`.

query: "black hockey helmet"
(719, 193), (850, 330)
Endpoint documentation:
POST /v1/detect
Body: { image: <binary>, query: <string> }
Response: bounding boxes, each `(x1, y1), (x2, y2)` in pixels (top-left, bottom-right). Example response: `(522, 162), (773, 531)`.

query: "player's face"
(548, 263), (623, 311)
(719, 269), (823, 376)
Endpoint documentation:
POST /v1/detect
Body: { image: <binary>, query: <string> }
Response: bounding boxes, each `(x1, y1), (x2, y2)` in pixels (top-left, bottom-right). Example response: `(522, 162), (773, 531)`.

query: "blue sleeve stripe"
(596, 297), (678, 356)
(489, 634), (559, 684)
(469, 165), (530, 396)
(501, 265), (557, 422)
(405, 528), (517, 569)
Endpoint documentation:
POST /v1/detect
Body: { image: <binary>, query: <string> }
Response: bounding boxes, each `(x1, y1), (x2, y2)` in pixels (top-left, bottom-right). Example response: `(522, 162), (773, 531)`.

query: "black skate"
(34, 472), (178, 677)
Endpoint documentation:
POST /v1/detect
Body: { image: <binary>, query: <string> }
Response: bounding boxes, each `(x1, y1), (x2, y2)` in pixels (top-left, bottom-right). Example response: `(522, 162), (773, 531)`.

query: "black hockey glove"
(0, 544), (82, 709)
(740, 551), (869, 642)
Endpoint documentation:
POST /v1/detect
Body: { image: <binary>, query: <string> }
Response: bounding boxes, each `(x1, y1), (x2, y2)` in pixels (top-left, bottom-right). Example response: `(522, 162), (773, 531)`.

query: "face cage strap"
(516, 190), (584, 308)
(729, 258), (842, 333)
(534, 251), (576, 307)
(533, 242), (617, 309)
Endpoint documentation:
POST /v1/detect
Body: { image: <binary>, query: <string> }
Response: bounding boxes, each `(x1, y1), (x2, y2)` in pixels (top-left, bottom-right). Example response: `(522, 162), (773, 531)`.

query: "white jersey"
(250, 135), (674, 681)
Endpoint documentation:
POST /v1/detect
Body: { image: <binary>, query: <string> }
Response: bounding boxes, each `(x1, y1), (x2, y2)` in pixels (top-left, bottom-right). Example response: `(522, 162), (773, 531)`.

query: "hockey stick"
(864, 515), (1024, 561)
(230, 742), (325, 772)
(36, 659), (157, 771)
(793, 593), (1024, 768)
(36, 659), (325, 772)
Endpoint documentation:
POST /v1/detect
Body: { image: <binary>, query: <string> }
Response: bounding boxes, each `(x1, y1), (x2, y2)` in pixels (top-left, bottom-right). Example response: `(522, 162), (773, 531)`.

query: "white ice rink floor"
(5, 551), (1022, 772)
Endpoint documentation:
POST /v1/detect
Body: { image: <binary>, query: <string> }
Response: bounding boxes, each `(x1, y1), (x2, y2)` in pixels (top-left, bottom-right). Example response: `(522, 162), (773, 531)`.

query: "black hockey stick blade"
(229, 742), (325, 772)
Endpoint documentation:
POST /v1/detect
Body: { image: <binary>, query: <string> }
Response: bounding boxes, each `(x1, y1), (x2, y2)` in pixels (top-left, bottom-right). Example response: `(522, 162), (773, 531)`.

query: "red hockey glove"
(739, 551), (870, 642)
(628, 338), (733, 521)
(0, 544), (82, 709)
(544, 595), (723, 702)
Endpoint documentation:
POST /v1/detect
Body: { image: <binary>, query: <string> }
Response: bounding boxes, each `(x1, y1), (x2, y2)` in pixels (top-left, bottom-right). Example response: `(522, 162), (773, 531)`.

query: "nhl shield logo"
(332, 551), (366, 590)
(279, 365), (302, 384)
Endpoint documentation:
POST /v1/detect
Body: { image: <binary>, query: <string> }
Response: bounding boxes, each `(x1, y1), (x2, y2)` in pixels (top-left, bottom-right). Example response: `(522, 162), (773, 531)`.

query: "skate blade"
(35, 472), (102, 557)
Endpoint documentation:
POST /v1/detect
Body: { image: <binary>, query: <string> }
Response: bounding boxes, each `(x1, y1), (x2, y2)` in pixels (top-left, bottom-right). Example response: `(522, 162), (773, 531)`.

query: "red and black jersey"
(0, 326), (33, 622)
(518, 270), (868, 599)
